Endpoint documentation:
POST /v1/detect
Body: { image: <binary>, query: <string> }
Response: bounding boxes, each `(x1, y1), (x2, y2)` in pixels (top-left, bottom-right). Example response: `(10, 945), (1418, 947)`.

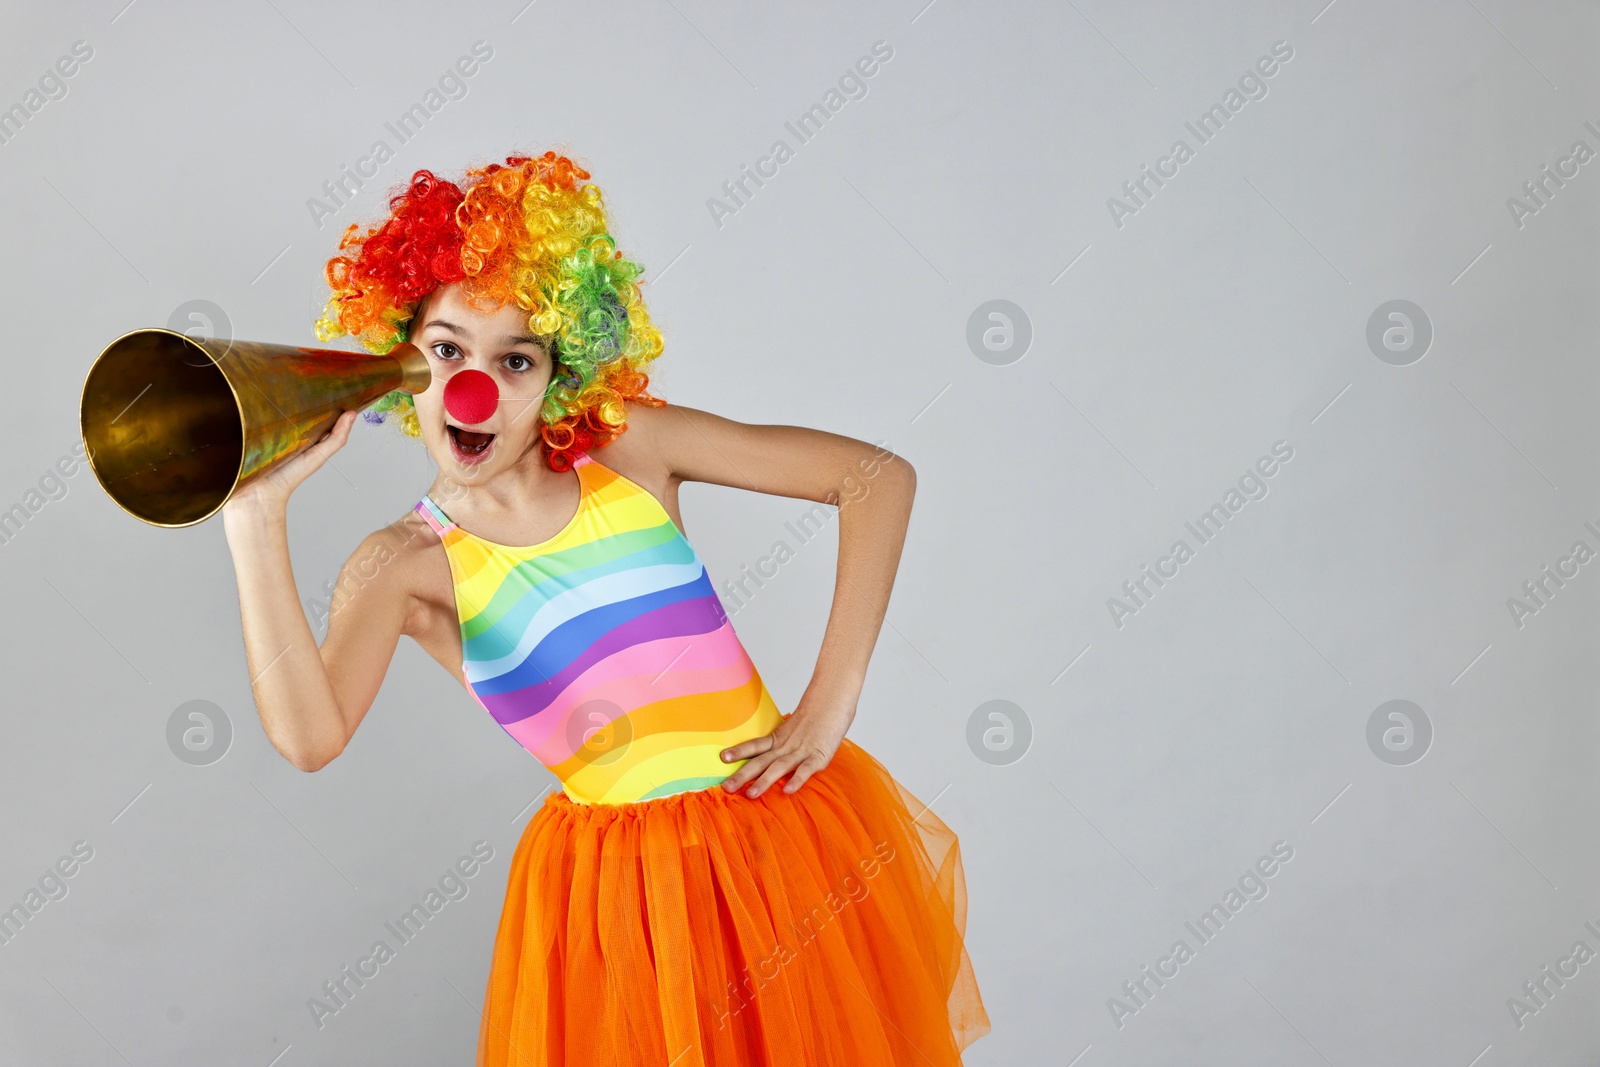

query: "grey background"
(2, 0), (1597, 1063)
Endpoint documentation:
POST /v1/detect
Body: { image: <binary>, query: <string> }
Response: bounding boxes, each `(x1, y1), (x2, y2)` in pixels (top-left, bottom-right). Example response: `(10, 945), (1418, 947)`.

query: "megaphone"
(80, 328), (431, 527)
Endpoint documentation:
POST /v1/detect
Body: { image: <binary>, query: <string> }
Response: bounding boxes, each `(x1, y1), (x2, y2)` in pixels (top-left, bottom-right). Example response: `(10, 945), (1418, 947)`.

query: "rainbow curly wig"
(313, 150), (666, 471)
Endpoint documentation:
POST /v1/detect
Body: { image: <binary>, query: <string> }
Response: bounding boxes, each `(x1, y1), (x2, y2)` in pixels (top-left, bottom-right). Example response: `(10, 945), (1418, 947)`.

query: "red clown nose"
(443, 369), (499, 424)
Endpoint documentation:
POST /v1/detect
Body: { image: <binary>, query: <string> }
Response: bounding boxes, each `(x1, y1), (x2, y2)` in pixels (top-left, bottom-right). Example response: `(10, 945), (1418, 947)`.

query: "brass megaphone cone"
(80, 328), (431, 527)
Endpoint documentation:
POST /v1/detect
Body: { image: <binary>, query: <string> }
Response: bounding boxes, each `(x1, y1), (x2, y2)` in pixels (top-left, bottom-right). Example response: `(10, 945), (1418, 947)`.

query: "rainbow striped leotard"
(414, 451), (784, 805)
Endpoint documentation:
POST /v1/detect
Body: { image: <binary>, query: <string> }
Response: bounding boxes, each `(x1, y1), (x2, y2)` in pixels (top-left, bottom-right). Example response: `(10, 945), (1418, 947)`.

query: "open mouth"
(447, 424), (496, 463)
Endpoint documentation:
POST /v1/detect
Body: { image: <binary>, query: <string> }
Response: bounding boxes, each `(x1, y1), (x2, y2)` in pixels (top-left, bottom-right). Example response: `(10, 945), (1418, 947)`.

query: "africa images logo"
(1105, 40), (1295, 229)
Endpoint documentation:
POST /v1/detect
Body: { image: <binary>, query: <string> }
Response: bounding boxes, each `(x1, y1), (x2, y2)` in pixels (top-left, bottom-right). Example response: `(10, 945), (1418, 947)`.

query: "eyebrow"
(421, 318), (543, 347)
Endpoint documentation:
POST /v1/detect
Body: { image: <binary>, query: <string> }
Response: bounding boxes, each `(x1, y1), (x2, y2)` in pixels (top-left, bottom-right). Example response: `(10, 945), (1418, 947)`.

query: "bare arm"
(616, 402), (916, 796)
(221, 411), (410, 772)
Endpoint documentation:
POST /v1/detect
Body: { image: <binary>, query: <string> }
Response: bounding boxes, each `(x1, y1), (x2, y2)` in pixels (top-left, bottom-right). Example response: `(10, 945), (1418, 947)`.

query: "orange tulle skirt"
(475, 733), (990, 1066)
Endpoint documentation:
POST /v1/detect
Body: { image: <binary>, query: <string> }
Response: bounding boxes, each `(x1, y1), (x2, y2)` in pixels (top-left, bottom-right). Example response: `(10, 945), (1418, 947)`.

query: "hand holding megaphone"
(221, 408), (360, 517)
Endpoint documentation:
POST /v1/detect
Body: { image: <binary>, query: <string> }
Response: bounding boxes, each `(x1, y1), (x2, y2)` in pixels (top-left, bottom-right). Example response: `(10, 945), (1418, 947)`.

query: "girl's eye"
(504, 354), (532, 372)
(431, 342), (461, 360)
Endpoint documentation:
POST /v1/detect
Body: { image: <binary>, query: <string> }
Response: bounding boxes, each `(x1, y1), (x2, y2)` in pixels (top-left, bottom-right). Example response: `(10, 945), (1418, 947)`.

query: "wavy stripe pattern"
(416, 452), (783, 805)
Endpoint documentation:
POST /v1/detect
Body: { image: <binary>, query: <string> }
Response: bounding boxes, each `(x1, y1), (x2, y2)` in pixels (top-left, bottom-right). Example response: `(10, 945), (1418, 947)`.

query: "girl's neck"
(426, 441), (574, 525)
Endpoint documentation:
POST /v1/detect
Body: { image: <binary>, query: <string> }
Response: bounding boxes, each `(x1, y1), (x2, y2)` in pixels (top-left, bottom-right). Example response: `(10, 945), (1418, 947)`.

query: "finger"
(719, 734), (773, 765)
(720, 750), (773, 791)
(745, 753), (803, 798)
(320, 411), (357, 452)
(331, 409), (357, 441)
(721, 749), (779, 792)
(261, 413), (355, 494)
(301, 413), (356, 468)
(782, 754), (828, 794)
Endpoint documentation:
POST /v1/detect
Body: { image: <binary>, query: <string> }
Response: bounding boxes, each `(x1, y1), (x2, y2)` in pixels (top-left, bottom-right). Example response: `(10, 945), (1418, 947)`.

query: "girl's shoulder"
(326, 511), (460, 661)
(589, 404), (688, 534)
(315, 510), (452, 647)
(591, 401), (673, 484)
(340, 510), (450, 596)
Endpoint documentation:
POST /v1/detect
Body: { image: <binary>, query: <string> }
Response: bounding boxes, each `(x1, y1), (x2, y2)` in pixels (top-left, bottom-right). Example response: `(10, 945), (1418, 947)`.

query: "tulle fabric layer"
(476, 733), (990, 1066)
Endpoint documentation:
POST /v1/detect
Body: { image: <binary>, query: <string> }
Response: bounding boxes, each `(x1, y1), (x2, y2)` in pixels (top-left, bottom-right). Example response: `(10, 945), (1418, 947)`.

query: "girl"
(222, 150), (989, 1065)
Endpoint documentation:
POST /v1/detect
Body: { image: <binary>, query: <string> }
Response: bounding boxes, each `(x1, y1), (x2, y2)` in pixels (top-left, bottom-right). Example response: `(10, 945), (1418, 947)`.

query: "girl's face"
(408, 281), (556, 478)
